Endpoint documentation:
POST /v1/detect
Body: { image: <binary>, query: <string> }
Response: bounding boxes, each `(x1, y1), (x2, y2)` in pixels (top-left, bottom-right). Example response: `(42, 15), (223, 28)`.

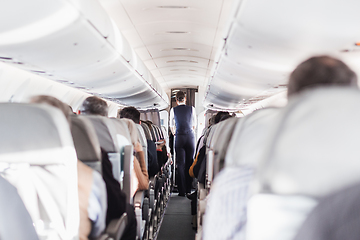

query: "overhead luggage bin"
(0, 0), (169, 110)
(204, 0), (360, 111)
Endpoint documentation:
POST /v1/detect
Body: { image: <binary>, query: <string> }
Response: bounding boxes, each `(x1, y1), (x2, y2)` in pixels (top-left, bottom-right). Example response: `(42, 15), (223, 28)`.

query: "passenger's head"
(176, 91), (186, 103)
(214, 111), (230, 124)
(79, 96), (108, 116)
(219, 114), (232, 122)
(288, 56), (358, 97)
(30, 95), (71, 123)
(119, 106), (141, 124)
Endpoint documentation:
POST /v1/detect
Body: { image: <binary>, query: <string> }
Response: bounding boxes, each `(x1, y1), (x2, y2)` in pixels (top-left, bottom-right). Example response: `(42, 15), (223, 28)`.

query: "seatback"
(225, 107), (280, 168)
(204, 124), (218, 189)
(209, 117), (239, 176)
(85, 115), (122, 182)
(140, 121), (152, 141)
(0, 103), (79, 240)
(248, 87), (360, 240)
(294, 182), (360, 240)
(70, 115), (102, 173)
(0, 175), (39, 240)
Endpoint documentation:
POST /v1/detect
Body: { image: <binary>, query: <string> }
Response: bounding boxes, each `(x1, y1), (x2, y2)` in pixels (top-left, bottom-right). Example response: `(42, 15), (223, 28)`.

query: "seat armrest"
(94, 234), (109, 240)
(134, 190), (145, 209)
(106, 213), (128, 240)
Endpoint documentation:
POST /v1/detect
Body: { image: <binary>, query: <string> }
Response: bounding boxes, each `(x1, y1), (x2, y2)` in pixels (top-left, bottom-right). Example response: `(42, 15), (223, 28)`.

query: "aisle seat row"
(199, 87), (360, 240)
(0, 102), (172, 240)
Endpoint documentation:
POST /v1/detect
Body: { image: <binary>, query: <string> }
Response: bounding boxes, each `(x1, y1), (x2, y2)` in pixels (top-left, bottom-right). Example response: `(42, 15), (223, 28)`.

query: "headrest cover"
(85, 115), (118, 153)
(225, 108), (279, 167)
(70, 116), (101, 162)
(261, 87), (360, 197)
(0, 103), (72, 155)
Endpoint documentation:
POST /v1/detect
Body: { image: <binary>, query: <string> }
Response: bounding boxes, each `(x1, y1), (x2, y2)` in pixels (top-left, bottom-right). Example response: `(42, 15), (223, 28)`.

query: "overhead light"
(170, 69), (198, 72)
(154, 31), (191, 35)
(172, 90), (180, 92)
(167, 60), (198, 63)
(166, 31), (190, 34)
(161, 48), (198, 51)
(158, 6), (188, 9)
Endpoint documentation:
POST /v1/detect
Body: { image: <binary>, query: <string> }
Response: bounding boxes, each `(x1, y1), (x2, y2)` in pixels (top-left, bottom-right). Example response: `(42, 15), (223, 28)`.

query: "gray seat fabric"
(209, 117), (239, 176)
(85, 115), (119, 153)
(0, 103), (79, 240)
(140, 122), (152, 141)
(70, 115), (102, 173)
(110, 118), (132, 144)
(0, 103), (63, 154)
(0, 175), (39, 240)
(225, 107), (280, 168)
(294, 182), (360, 240)
(248, 87), (360, 240)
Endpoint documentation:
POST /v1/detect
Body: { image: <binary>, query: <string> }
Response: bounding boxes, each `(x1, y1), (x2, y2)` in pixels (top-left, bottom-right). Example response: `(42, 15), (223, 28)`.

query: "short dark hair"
(119, 106), (140, 124)
(80, 96), (108, 116)
(176, 91), (186, 102)
(288, 56), (358, 97)
(214, 111), (230, 124)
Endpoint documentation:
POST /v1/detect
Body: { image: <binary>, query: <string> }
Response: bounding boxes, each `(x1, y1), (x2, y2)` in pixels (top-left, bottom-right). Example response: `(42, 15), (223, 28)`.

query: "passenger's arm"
(169, 108), (176, 135)
(192, 106), (197, 131)
(133, 144), (149, 191)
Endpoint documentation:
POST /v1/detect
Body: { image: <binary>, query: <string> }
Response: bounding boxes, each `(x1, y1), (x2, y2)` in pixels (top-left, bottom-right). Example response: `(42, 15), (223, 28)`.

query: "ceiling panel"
(99, 0), (232, 96)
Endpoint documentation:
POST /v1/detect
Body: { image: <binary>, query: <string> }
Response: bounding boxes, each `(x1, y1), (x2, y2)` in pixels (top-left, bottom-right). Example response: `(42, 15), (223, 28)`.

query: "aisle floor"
(157, 194), (196, 240)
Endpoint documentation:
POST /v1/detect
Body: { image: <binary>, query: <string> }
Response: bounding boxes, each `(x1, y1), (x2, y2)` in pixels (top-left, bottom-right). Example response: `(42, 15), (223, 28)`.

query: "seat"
(84, 115), (133, 198)
(70, 115), (102, 173)
(294, 182), (360, 240)
(202, 107), (280, 240)
(249, 87), (360, 240)
(71, 115), (129, 240)
(207, 117), (238, 181)
(0, 103), (79, 240)
(0, 175), (39, 240)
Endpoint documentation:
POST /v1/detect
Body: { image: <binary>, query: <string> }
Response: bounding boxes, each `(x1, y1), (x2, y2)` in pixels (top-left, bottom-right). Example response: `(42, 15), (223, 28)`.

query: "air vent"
(167, 60), (198, 63)
(158, 6), (188, 9)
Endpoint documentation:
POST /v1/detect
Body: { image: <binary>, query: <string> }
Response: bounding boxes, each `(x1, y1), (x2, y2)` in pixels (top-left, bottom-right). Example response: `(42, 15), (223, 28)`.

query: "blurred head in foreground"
(287, 56), (358, 98)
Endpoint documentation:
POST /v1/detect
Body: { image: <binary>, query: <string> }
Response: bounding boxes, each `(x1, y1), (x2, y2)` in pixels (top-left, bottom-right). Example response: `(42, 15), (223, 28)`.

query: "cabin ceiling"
(98, 0), (233, 91)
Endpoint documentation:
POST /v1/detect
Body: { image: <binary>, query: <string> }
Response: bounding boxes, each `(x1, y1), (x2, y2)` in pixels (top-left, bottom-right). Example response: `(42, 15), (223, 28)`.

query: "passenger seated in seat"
(122, 118), (149, 192)
(203, 56), (358, 240)
(30, 95), (107, 240)
(79, 96), (137, 240)
(119, 107), (159, 179)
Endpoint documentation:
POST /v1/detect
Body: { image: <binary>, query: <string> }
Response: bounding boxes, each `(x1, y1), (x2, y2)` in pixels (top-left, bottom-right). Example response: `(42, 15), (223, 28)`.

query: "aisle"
(156, 194), (196, 240)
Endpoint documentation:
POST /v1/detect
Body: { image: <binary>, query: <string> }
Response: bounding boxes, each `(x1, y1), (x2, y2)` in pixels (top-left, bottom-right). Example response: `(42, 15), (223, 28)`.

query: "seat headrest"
(110, 118), (132, 143)
(70, 115), (101, 162)
(140, 122), (152, 140)
(260, 87), (360, 197)
(84, 115), (119, 153)
(225, 108), (280, 167)
(0, 103), (76, 163)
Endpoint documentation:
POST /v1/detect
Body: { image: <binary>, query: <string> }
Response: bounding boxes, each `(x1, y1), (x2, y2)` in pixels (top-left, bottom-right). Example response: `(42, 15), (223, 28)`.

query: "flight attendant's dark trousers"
(175, 133), (195, 195)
